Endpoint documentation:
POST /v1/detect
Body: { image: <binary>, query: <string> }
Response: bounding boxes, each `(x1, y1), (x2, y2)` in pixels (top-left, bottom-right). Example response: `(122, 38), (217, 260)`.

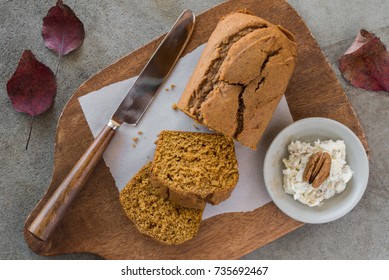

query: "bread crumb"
(133, 137), (139, 143)
(171, 103), (178, 110)
(137, 131), (143, 135)
(171, 84), (176, 90)
(165, 88), (169, 92)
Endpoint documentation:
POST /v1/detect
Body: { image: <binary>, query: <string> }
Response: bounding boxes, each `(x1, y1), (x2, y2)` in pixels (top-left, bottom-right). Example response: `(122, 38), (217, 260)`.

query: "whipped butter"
(282, 139), (353, 207)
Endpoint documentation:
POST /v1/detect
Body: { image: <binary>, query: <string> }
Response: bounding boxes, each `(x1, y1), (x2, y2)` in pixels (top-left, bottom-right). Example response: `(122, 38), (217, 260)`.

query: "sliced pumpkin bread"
(119, 162), (203, 245)
(150, 130), (239, 209)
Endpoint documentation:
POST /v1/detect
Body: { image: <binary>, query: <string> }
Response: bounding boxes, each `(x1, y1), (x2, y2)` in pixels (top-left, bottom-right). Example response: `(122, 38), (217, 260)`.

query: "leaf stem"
(54, 52), (62, 77)
(54, 34), (65, 77)
(26, 116), (35, 150)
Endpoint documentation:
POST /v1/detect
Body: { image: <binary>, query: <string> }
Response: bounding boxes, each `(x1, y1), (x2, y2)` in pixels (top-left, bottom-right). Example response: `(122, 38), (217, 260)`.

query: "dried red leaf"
(6, 50), (57, 116)
(42, 0), (85, 55)
(339, 29), (389, 92)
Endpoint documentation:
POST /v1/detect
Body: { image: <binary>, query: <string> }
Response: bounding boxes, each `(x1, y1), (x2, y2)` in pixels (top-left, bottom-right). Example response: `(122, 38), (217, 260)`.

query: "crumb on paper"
(171, 103), (178, 110)
(170, 83), (176, 90)
(165, 88), (169, 92)
(132, 137), (139, 143)
(137, 131), (143, 135)
(132, 144), (136, 148)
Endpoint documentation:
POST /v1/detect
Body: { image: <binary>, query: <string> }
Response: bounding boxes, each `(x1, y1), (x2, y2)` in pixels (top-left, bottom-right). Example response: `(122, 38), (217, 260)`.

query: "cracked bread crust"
(177, 11), (297, 150)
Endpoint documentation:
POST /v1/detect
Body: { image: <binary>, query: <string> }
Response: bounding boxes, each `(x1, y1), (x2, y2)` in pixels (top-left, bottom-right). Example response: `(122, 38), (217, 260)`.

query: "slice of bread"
(177, 11), (297, 150)
(119, 162), (203, 245)
(150, 130), (239, 209)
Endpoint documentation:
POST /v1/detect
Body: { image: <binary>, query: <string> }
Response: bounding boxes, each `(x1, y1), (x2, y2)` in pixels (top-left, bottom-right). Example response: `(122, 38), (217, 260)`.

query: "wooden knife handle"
(28, 124), (117, 241)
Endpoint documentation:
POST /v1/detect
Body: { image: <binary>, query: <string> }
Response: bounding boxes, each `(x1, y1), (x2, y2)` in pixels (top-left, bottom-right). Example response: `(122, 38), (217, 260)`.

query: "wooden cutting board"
(24, 0), (369, 259)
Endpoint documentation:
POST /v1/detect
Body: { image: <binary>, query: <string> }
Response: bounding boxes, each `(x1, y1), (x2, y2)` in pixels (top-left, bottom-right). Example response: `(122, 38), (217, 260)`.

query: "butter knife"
(28, 9), (195, 241)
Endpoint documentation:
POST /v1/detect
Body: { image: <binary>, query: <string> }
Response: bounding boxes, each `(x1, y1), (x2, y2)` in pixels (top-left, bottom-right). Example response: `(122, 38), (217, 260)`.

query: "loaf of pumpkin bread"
(177, 11), (297, 150)
(150, 130), (239, 209)
(119, 162), (203, 245)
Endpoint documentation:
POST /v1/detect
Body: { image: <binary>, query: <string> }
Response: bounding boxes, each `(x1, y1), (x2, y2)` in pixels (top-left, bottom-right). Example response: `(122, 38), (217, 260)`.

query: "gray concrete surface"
(0, 0), (388, 260)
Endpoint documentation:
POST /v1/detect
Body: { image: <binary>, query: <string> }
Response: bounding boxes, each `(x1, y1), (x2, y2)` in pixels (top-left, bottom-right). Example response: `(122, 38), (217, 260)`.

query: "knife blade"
(28, 9), (195, 241)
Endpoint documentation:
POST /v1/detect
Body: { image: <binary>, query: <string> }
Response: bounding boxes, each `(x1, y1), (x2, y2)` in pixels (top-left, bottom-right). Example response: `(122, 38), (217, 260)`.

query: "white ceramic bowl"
(263, 117), (369, 223)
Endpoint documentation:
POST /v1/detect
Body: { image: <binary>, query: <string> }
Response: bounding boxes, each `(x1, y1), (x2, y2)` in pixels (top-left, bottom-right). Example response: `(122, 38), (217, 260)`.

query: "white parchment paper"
(78, 44), (293, 220)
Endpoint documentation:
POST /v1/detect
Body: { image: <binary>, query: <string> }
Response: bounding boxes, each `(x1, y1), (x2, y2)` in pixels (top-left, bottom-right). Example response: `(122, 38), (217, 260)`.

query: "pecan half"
(303, 151), (332, 188)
